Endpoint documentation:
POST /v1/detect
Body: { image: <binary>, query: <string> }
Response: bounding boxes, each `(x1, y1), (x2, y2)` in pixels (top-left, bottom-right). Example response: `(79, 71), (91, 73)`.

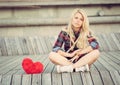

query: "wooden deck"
(0, 51), (120, 85)
(0, 33), (120, 56)
(0, 32), (120, 85)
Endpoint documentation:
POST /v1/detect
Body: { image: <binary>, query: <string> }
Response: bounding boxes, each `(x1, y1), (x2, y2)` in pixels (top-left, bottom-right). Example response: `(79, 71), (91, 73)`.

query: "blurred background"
(0, 0), (120, 37)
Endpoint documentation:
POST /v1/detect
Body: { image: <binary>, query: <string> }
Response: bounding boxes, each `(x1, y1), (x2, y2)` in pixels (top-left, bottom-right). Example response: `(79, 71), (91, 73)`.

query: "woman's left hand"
(72, 49), (81, 56)
(66, 49), (81, 58)
(69, 55), (79, 62)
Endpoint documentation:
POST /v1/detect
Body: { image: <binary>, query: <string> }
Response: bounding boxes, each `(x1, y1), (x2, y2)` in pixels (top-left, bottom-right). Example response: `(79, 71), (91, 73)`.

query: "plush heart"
(22, 58), (44, 74)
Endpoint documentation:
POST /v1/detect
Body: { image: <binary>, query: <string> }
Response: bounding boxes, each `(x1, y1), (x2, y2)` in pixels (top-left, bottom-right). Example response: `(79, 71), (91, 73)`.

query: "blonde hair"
(62, 8), (94, 50)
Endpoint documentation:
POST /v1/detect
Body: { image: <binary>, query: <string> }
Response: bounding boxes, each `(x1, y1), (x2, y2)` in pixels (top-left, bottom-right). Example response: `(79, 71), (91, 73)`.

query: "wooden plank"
(15, 37), (23, 55)
(93, 52), (109, 71)
(104, 52), (120, 66)
(52, 73), (62, 85)
(29, 37), (38, 55)
(0, 48), (2, 56)
(114, 33), (120, 50)
(4, 37), (12, 56)
(44, 36), (52, 52)
(42, 73), (51, 85)
(32, 74), (41, 85)
(12, 75), (22, 85)
(97, 54), (116, 71)
(115, 51), (120, 57)
(114, 33), (120, 44)
(110, 33), (120, 50)
(62, 73), (72, 85)
(14, 69), (25, 75)
(22, 75), (31, 85)
(0, 37), (8, 56)
(90, 70), (103, 85)
(19, 37), (29, 55)
(99, 71), (114, 85)
(35, 36), (43, 54)
(42, 57), (50, 73)
(93, 52), (107, 71)
(0, 57), (12, 65)
(1, 75), (12, 85)
(0, 75), (2, 84)
(109, 71), (120, 85)
(71, 72), (83, 85)
(25, 37), (34, 55)
(9, 38), (18, 55)
(104, 33), (118, 51)
(102, 53), (120, 70)
(108, 52), (120, 61)
(39, 37), (49, 54)
(34, 37), (41, 54)
(3, 70), (18, 77)
(97, 34), (109, 51)
(0, 56), (18, 67)
(49, 36), (56, 47)
(44, 61), (54, 73)
(0, 57), (23, 74)
(93, 59), (107, 71)
(101, 34), (113, 51)
(80, 72), (93, 85)
(90, 64), (97, 71)
(22, 37), (29, 55)
(52, 66), (56, 73)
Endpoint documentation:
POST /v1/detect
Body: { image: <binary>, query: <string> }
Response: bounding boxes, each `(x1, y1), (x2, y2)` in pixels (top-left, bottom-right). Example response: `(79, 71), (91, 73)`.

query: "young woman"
(49, 8), (100, 73)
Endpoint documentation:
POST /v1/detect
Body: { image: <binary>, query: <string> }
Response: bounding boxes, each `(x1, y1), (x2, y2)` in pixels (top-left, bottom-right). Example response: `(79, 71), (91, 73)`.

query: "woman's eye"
(75, 17), (78, 19)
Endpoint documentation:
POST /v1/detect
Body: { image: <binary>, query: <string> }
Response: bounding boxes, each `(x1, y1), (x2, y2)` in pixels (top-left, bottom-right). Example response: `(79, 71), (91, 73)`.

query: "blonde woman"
(49, 8), (100, 73)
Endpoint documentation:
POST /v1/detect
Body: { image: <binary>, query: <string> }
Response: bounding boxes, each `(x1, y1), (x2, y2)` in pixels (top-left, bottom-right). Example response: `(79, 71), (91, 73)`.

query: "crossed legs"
(49, 49), (100, 69)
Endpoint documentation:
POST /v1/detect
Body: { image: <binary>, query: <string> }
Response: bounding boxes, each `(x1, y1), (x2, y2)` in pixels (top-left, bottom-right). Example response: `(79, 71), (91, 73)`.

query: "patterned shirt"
(52, 31), (99, 52)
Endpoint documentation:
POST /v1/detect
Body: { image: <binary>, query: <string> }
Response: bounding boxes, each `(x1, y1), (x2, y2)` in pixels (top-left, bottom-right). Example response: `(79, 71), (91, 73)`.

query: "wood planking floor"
(0, 32), (120, 56)
(0, 32), (120, 85)
(0, 70), (120, 85)
(0, 51), (120, 75)
(0, 51), (120, 85)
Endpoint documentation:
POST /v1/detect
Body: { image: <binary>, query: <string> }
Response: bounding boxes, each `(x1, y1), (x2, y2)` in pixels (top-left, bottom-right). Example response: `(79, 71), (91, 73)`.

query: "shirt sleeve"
(88, 37), (99, 49)
(52, 31), (65, 52)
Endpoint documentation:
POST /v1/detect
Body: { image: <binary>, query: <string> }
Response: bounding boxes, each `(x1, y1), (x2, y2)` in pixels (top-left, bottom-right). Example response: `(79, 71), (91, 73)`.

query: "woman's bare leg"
(73, 49), (100, 68)
(49, 52), (72, 66)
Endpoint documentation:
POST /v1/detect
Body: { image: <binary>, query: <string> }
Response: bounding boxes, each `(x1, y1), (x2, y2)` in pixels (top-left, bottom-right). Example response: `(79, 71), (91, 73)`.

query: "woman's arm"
(52, 31), (64, 52)
(57, 49), (79, 57)
(52, 31), (75, 57)
(77, 37), (99, 56)
(70, 45), (97, 62)
(77, 46), (93, 56)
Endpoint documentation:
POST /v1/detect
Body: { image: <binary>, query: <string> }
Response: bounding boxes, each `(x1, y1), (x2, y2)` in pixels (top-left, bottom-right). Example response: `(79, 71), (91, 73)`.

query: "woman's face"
(72, 12), (84, 31)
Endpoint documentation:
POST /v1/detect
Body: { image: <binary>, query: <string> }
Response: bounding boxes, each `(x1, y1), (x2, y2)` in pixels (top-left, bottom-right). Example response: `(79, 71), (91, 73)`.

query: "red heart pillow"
(22, 58), (44, 74)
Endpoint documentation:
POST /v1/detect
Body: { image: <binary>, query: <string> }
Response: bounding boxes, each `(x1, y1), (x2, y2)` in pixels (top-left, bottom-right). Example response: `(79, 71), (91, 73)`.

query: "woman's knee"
(49, 52), (56, 60)
(92, 49), (100, 57)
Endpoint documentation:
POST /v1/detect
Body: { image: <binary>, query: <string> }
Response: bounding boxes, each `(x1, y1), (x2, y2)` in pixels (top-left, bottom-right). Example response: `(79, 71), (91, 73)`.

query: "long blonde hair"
(62, 8), (93, 49)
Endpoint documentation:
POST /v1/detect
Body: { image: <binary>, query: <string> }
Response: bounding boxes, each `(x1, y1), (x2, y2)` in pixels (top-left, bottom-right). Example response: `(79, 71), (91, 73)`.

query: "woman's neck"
(72, 27), (81, 33)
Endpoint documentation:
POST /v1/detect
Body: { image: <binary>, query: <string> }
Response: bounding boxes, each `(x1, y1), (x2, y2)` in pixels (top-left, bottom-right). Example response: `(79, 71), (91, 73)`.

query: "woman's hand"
(69, 55), (79, 62)
(65, 53), (74, 58)
(65, 49), (80, 58)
